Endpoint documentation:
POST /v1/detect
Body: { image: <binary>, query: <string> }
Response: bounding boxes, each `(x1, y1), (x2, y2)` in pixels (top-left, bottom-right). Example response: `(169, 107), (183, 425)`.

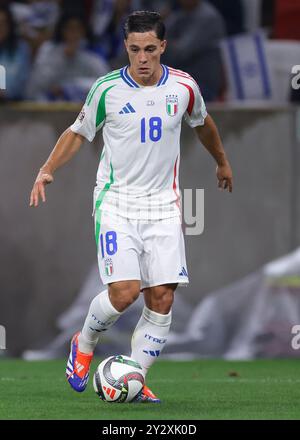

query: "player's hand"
(29, 168), (54, 207)
(216, 162), (233, 193)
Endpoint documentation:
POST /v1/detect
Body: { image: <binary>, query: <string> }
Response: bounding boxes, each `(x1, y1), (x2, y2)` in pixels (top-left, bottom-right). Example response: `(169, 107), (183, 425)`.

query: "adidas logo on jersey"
(119, 102), (136, 114)
(179, 267), (188, 277)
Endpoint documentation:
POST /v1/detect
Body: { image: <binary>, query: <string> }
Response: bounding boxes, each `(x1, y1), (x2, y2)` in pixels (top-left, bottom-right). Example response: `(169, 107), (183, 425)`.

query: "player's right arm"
(29, 128), (85, 207)
(30, 76), (106, 207)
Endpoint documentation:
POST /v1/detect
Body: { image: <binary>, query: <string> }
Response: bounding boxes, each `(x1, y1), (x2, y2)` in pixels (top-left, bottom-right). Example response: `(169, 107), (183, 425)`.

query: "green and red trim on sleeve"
(169, 67), (201, 115)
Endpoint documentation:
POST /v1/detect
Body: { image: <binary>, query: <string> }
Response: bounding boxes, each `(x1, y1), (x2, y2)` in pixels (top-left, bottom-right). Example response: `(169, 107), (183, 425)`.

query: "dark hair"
(0, 6), (17, 54)
(123, 11), (165, 40)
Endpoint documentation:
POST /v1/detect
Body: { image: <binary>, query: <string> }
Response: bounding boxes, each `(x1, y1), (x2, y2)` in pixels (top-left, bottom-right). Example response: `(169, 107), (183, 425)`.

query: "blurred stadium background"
(0, 0), (300, 366)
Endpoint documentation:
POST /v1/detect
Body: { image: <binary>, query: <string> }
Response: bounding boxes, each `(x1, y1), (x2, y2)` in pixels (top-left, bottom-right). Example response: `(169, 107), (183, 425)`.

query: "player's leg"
(131, 283), (175, 378)
(67, 210), (143, 392)
(78, 280), (140, 354)
(130, 218), (188, 402)
(66, 280), (141, 392)
(130, 284), (176, 402)
(131, 218), (188, 377)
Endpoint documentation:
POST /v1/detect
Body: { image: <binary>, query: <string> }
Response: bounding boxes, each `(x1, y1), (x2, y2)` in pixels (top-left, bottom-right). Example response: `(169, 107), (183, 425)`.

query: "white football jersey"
(70, 65), (207, 220)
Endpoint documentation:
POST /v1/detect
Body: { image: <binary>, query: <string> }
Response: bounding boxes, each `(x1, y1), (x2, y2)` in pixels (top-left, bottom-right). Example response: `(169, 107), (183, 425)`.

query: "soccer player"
(30, 11), (233, 403)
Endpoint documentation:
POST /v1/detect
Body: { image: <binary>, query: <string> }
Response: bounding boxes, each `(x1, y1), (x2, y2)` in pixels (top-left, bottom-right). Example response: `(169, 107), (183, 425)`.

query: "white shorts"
(95, 210), (189, 290)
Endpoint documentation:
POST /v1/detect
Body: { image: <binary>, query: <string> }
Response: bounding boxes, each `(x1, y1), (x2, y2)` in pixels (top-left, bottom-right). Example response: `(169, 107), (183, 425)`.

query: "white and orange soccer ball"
(93, 355), (144, 403)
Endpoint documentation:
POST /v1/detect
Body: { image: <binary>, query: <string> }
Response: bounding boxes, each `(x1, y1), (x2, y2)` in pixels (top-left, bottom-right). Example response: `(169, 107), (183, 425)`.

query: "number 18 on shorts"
(96, 211), (189, 290)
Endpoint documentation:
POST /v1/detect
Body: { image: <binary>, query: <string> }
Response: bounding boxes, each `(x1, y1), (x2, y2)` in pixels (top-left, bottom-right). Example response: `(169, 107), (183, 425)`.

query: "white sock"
(78, 289), (122, 354)
(130, 306), (172, 377)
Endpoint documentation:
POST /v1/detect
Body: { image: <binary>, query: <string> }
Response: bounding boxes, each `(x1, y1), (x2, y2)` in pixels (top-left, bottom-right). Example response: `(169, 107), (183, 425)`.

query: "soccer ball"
(93, 355), (144, 403)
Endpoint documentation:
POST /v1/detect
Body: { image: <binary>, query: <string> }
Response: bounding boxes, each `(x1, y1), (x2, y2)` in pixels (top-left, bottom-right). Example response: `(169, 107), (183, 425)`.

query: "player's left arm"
(194, 115), (233, 193)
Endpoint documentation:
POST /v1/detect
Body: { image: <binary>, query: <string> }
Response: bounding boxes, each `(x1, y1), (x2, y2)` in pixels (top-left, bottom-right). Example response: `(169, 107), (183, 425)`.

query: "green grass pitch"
(0, 359), (299, 420)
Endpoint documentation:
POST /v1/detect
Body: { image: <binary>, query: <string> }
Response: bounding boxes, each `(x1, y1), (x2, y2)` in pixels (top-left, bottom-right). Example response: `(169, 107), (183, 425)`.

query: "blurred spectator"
(274, 0), (300, 40)
(242, 0), (262, 33)
(241, 0), (276, 35)
(0, 5), (31, 101)
(208, 0), (245, 35)
(261, 0), (275, 32)
(26, 13), (110, 101)
(60, 0), (93, 23)
(164, 0), (226, 102)
(91, 0), (132, 62)
(10, 0), (60, 58)
(137, 0), (174, 19)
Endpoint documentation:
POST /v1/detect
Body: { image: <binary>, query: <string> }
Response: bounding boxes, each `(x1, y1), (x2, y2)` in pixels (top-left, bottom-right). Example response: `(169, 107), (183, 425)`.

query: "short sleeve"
(183, 80), (207, 128)
(70, 80), (104, 142)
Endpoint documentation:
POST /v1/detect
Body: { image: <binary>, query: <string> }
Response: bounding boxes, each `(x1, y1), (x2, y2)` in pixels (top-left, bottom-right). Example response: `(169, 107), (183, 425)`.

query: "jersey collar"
(120, 65), (169, 88)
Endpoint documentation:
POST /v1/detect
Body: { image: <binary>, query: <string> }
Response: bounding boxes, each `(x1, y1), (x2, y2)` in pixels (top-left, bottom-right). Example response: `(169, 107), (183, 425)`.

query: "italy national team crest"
(105, 258), (113, 276)
(166, 95), (178, 116)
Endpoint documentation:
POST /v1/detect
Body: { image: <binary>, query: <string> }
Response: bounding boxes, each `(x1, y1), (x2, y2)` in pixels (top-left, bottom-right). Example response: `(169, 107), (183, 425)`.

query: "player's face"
(125, 31), (167, 85)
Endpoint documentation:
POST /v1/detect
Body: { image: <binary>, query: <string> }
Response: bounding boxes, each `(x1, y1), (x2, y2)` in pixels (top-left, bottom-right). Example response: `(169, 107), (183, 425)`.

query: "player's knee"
(145, 284), (177, 313)
(157, 289), (174, 311)
(108, 281), (140, 312)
